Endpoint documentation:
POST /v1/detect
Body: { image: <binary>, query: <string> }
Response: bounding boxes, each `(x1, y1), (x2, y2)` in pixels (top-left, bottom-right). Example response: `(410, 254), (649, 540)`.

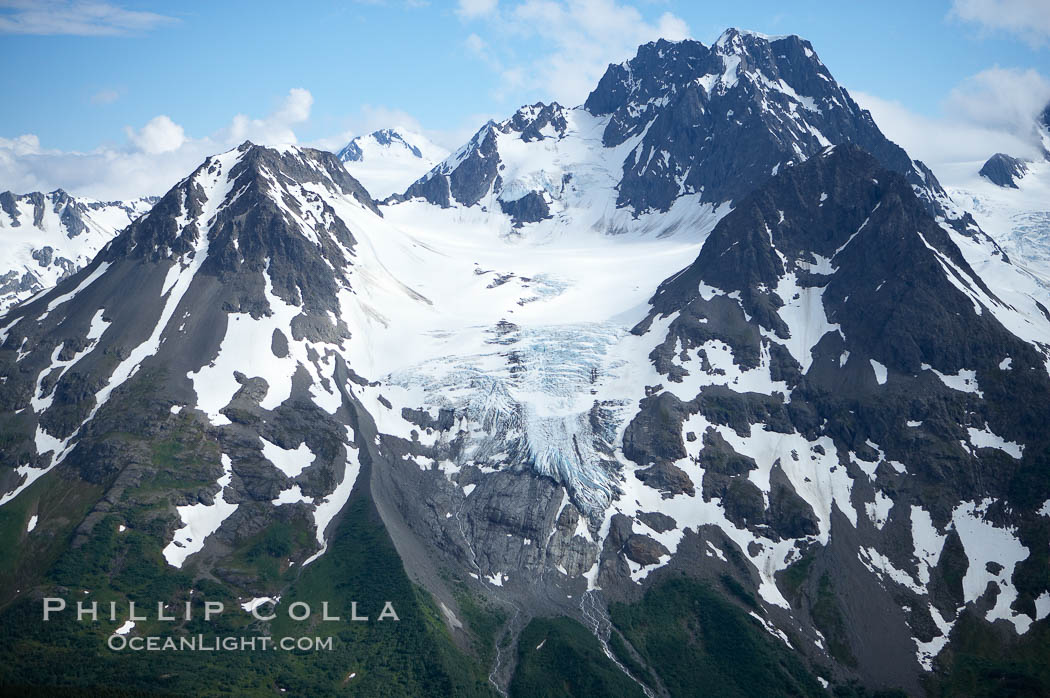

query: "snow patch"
(260, 437), (315, 477)
(162, 454), (238, 568)
(922, 364), (983, 398)
(952, 500), (1031, 633)
(869, 360), (888, 385)
(966, 426), (1023, 459)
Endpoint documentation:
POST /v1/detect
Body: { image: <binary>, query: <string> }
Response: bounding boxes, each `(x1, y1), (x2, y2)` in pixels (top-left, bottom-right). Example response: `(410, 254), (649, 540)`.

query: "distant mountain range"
(337, 127), (448, 199)
(2, 28), (1050, 697)
(0, 190), (155, 313)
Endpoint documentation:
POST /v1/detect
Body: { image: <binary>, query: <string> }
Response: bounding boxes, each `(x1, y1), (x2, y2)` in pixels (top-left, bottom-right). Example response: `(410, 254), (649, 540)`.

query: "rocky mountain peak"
(979, 153), (1030, 188)
(584, 29), (944, 214)
(336, 128), (450, 200)
(110, 143), (377, 264)
(338, 128), (423, 162)
(397, 28), (952, 233)
(585, 30), (832, 144)
(501, 101), (570, 141)
(394, 101), (571, 213)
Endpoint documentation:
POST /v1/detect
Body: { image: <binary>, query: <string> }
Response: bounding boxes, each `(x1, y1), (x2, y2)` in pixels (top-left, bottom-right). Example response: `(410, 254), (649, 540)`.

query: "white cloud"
(124, 115), (185, 154)
(0, 134), (42, 157)
(0, 132), (209, 201)
(225, 87), (314, 146)
(854, 91), (1035, 169)
(275, 87), (314, 124)
(462, 0), (690, 107)
(945, 67), (1050, 137)
(950, 0), (1050, 48)
(853, 67), (1050, 170)
(0, 0), (177, 36)
(0, 88), (315, 201)
(465, 32), (486, 54)
(90, 88), (121, 105)
(457, 0), (498, 19)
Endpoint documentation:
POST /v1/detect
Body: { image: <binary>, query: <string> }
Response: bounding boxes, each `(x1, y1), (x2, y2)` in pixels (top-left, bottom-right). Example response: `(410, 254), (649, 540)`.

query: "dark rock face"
(448, 128), (501, 207)
(636, 511), (677, 532)
(396, 103), (571, 212)
(1037, 103), (1050, 160)
(623, 391), (689, 465)
(623, 534), (670, 566)
(338, 141), (362, 161)
(52, 189), (89, 238)
(767, 466), (819, 538)
(401, 406), (455, 431)
(499, 191), (551, 227)
(505, 102), (569, 142)
(0, 191), (18, 226)
(586, 31), (945, 214)
(31, 246), (53, 267)
(979, 153), (1029, 188)
(401, 124), (502, 207)
(635, 461), (695, 497)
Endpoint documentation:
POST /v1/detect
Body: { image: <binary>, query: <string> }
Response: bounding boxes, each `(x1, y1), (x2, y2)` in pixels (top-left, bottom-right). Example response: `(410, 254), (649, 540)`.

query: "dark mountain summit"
(979, 153), (1029, 188)
(587, 31), (941, 212)
(396, 102), (569, 214)
(398, 29), (955, 233)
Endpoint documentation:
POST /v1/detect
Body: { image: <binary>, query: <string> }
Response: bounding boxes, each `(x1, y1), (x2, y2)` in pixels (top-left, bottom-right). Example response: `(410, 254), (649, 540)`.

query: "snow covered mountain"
(3, 29), (1050, 698)
(943, 102), (1050, 293)
(627, 145), (1050, 677)
(336, 127), (448, 199)
(395, 30), (957, 233)
(0, 190), (155, 313)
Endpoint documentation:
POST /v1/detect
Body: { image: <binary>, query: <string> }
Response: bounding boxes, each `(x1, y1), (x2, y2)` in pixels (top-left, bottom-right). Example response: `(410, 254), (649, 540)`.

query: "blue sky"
(1, 0), (1049, 199)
